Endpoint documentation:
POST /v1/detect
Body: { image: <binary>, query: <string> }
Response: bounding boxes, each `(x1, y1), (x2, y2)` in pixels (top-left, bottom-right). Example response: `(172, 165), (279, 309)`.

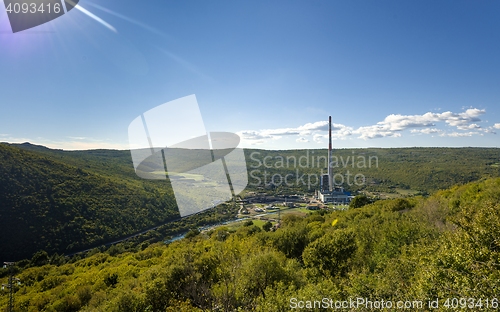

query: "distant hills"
(0, 143), (179, 260)
(245, 147), (500, 194)
(1, 143), (499, 260)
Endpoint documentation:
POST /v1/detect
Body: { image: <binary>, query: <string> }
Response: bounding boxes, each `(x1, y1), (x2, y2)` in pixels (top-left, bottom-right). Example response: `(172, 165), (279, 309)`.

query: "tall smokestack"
(328, 116), (333, 191)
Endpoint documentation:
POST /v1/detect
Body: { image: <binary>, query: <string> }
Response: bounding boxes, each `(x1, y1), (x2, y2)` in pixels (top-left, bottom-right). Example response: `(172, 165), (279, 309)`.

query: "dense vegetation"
(0, 143), (237, 260)
(1, 143), (499, 262)
(1, 177), (499, 311)
(246, 148), (500, 194)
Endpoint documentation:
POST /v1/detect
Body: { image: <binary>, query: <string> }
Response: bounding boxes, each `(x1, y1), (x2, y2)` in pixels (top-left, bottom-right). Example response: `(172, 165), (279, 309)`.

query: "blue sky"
(1, 0), (499, 150)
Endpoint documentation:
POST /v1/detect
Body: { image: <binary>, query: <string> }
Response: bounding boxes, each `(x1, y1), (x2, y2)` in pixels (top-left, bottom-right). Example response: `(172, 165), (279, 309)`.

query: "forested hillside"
(0, 143), (179, 260)
(246, 148), (500, 193)
(1, 178), (499, 311)
(1, 143), (499, 261)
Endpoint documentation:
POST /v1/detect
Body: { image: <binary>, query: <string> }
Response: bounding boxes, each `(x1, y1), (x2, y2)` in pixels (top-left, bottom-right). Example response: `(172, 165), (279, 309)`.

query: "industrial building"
(317, 116), (352, 204)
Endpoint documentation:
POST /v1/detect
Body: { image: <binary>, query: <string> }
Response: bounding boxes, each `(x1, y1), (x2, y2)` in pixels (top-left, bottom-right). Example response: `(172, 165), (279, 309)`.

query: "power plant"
(317, 116), (351, 204)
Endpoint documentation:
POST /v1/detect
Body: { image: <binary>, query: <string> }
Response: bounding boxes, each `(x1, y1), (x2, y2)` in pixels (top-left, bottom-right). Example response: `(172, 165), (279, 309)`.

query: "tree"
(262, 221), (273, 232)
(240, 251), (290, 299)
(350, 194), (370, 208)
(243, 220), (254, 227)
(389, 198), (414, 212)
(271, 223), (309, 260)
(104, 273), (119, 288)
(302, 229), (357, 277)
(185, 228), (200, 239)
(30, 250), (49, 267)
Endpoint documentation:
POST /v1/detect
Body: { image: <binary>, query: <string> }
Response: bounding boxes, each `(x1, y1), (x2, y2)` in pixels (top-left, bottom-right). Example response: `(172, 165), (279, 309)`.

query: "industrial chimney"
(328, 116), (333, 191)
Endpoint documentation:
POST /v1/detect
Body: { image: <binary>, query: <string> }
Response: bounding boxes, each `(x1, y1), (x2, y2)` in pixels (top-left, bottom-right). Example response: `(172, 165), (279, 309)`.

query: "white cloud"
(354, 112), (439, 139)
(313, 133), (324, 144)
(463, 124), (481, 130)
(334, 126), (354, 139)
(238, 121), (353, 145)
(439, 108), (484, 130)
(382, 113), (437, 131)
(237, 130), (273, 141)
(237, 107), (491, 145)
(297, 121), (329, 132)
(237, 130), (281, 145)
(354, 108), (486, 140)
(411, 128), (443, 135)
(254, 121), (344, 137)
(355, 125), (399, 140)
(482, 123), (500, 134)
(440, 132), (482, 138)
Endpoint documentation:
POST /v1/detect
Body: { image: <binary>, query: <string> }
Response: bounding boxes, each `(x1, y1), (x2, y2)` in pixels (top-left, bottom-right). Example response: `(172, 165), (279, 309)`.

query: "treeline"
(1, 178), (499, 311)
(245, 147), (500, 193)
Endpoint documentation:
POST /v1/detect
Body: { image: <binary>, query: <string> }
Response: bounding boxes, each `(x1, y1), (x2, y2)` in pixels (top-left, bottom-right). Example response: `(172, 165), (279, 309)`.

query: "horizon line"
(2, 141), (500, 152)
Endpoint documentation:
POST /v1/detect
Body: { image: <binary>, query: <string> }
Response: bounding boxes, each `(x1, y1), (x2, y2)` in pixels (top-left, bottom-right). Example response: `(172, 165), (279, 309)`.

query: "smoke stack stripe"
(328, 116), (333, 191)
